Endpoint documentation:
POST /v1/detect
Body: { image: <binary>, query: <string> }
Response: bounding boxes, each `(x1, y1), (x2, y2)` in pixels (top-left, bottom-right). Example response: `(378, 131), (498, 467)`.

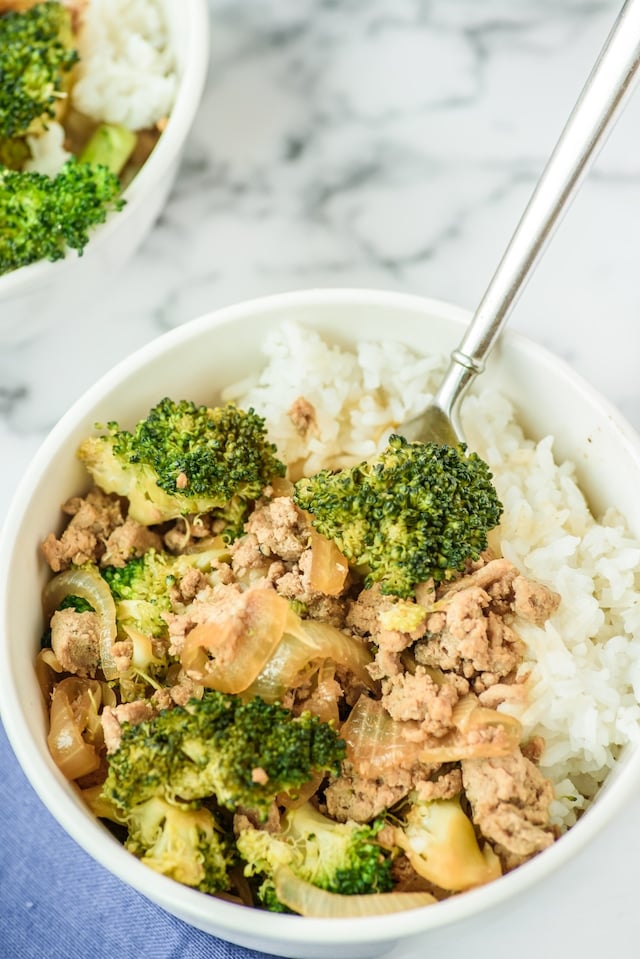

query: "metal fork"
(400, 0), (640, 447)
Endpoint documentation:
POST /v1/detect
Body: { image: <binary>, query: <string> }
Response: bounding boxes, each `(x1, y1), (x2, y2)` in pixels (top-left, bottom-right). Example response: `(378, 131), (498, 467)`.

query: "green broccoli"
(0, 136), (30, 171)
(101, 544), (228, 639)
(100, 546), (226, 699)
(293, 434), (503, 597)
(79, 122), (137, 176)
(78, 399), (287, 534)
(0, 159), (124, 274)
(102, 549), (178, 642)
(237, 801), (394, 912)
(102, 691), (345, 820)
(0, 1), (78, 142)
(125, 796), (232, 894)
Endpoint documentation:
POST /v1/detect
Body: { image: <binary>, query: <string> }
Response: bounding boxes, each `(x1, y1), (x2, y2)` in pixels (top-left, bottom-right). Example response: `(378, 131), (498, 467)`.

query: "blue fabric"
(0, 721), (281, 959)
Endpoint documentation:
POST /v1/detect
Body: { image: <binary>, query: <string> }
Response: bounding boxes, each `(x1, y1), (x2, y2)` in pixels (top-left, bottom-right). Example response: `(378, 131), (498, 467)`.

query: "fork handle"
(434, 0), (640, 419)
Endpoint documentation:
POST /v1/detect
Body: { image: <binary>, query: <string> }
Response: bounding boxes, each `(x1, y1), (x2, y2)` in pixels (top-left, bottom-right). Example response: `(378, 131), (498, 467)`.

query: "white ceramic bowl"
(0, 0), (210, 344)
(2, 288), (640, 959)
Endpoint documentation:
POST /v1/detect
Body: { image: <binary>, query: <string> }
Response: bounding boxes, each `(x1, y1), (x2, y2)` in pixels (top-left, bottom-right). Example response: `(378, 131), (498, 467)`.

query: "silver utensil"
(401, 0), (640, 447)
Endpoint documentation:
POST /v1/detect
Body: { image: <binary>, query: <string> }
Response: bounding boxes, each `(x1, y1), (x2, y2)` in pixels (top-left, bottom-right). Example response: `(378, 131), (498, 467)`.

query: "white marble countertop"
(2, 0), (640, 955)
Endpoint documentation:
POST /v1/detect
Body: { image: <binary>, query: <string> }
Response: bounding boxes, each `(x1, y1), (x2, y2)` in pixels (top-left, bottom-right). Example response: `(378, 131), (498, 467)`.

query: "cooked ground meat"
(381, 667), (461, 738)
(169, 566), (210, 605)
(412, 766), (463, 803)
(101, 700), (157, 754)
(50, 608), (101, 678)
(273, 552), (349, 626)
(230, 532), (271, 577)
(324, 763), (413, 823)
(164, 582), (246, 657)
(41, 487), (125, 572)
(346, 584), (397, 637)
(347, 585), (428, 659)
(100, 518), (163, 568)
(163, 514), (221, 553)
(245, 496), (311, 563)
(461, 749), (555, 869)
(288, 396), (318, 438)
(512, 575), (561, 624)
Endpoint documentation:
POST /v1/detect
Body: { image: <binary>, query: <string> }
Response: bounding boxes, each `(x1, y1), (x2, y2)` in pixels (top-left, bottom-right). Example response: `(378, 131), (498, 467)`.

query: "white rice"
(24, 122), (71, 176)
(224, 322), (640, 830)
(71, 0), (176, 131)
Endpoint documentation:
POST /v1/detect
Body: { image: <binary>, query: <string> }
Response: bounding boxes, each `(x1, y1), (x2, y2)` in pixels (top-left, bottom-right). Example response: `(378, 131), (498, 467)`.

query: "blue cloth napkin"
(0, 721), (281, 959)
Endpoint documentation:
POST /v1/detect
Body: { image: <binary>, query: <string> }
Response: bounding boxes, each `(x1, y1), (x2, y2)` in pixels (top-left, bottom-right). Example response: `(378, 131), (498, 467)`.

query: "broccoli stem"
(79, 123), (136, 176)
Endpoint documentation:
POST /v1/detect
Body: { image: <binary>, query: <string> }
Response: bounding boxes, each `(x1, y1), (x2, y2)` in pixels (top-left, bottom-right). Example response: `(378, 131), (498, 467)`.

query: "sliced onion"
(341, 695), (422, 775)
(342, 695), (522, 775)
(181, 588), (289, 693)
(277, 773), (325, 811)
(308, 528), (349, 596)
(451, 694), (522, 736)
(81, 783), (125, 823)
(306, 660), (341, 726)
(35, 648), (64, 701)
(274, 866), (436, 917)
(270, 477), (294, 497)
(42, 566), (119, 680)
(246, 609), (374, 703)
(47, 677), (107, 780)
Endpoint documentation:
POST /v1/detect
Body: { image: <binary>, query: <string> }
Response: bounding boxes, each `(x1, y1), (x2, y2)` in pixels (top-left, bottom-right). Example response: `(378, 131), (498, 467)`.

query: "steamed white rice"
(223, 321), (640, 830)
(71, 0), (176, 131)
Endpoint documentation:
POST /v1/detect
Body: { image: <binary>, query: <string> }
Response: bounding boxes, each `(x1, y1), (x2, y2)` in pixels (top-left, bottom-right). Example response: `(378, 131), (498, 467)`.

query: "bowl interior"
(2, 288), (640, 958)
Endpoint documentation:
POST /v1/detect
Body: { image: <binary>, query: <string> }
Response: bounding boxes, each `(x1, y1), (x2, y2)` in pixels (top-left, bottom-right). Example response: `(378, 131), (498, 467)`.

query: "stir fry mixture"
(39, 397), (562, 917)
(0, 0), (175, 274)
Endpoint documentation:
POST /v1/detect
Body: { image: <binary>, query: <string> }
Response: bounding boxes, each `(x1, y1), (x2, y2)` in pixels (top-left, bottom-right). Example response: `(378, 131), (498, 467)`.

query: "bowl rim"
(0, 0), (211, 297)
(2, 285), (640, 948)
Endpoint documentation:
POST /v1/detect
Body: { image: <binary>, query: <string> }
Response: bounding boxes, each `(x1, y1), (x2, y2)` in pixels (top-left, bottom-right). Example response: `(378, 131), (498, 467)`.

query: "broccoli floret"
(100, 545), (229, 700)
(102, 549), (176, 641)
(79, 122), (137, 175)
(102, 691), (345, 819)
(78, 399), (287, 534)
(0, 159), (124, 274)
(237, 802), (394, 911)
(293, 435), (503, 597)
(59, 593), (96, 613)
(101, 551), (176, 697)
(394, 797), (501, 892)
(0, 136), (30, 171)
(0, 1), (78, 141)
(125, 796), (232, 894)
(101, 544), (227, 638)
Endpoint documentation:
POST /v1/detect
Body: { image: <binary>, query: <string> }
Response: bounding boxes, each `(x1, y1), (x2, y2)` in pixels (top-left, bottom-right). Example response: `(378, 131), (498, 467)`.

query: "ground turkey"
(415, 558), (559, 693)
(41, 487), (162, 571)
(50, 608), (102, 678)
(461, 749), (555, 869)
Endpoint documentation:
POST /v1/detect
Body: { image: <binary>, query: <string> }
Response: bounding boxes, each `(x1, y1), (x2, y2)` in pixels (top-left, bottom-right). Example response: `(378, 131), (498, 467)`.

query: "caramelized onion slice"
(42, 566), (119, 680)
(247, 609), (374, 703)
(35, 648), (64, 701)
(341, 695), (422, 775)
(343, 695), (522, 776)
(308, 528), (349, 596)
(274, 866), (436, 917)
(47, 677), (112, 780)
(181, 588), (289, 693)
